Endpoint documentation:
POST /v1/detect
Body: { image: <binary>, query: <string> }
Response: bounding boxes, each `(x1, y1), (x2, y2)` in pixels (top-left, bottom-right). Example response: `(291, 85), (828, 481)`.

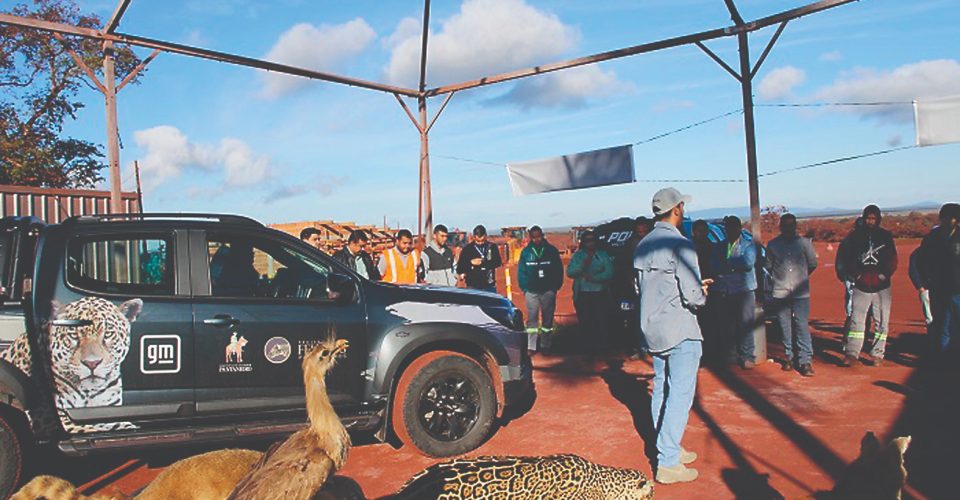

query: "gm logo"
(140, 335), (181, 374)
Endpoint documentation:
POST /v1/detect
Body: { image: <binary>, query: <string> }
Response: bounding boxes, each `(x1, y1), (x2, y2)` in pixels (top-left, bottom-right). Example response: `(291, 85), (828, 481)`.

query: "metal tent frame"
(0, 0), (859, 243)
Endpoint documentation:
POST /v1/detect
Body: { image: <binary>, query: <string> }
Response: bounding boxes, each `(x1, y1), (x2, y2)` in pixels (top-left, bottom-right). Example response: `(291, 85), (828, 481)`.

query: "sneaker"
(656, 464), (699, 484)
(839, 355), (857, 367)
(871, 358), (884, 367)
(681, 448), (698, 464)
(740, 360), (756, 370)
(799, 363), (815, 377)
(779, 359), (793, 371)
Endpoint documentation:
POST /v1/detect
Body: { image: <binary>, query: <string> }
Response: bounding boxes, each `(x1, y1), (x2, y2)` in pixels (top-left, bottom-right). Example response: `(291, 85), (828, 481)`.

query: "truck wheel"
(392, 351), (497, 457)
(0, 405), (32, 498)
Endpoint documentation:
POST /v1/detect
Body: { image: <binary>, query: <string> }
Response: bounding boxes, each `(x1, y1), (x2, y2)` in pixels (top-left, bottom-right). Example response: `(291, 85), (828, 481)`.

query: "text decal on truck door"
(140, 335), (181, 374)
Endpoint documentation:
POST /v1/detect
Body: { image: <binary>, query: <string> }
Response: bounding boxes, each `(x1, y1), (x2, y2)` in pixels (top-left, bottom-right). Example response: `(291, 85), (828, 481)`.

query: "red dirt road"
(48, 240), (952, 499)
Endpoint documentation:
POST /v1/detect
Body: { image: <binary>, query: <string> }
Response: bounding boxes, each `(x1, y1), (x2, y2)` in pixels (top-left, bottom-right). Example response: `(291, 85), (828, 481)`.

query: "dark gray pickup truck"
(0, 214), (532, 497)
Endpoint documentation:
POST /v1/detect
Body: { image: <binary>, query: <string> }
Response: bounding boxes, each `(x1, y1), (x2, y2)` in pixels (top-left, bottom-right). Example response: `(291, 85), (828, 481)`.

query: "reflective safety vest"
(381, 248), (421, 284)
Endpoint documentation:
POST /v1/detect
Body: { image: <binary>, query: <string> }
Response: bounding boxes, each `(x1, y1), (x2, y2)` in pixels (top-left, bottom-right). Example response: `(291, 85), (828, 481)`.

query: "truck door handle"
(203, 315), (239, 327)
(51, 319), (93, 327)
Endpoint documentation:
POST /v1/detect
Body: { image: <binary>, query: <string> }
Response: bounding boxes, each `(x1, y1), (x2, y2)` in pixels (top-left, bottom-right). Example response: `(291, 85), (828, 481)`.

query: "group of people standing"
(300, 223), (504, 290)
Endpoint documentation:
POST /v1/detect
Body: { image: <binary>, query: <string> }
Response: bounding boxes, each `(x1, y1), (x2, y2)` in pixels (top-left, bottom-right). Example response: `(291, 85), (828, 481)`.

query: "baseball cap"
(651, 187), (692, 216)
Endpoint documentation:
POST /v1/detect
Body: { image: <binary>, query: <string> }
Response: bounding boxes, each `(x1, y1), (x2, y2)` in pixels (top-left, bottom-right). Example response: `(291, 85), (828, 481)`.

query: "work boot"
(839, 355), (857, 367)
(779, 359), (793, 371)
(870, 357), (884, 367)
(656, 464), (699, 484)
(799, 363), (815, 377)
(681, 448), (698, 464)
(740, 359), (756, 370)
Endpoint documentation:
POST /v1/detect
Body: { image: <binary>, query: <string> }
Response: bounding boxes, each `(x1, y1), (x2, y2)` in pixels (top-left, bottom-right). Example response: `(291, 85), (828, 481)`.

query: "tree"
(0, 0), (144, 188)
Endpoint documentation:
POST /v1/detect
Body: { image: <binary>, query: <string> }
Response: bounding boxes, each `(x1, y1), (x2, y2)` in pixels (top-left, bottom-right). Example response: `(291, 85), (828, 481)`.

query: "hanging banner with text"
(915, 95), (960, 147)
(506, 144), (635, 196)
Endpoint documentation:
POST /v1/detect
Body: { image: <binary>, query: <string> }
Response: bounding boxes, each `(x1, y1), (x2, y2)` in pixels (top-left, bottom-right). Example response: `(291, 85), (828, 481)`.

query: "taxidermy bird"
(228, 339), (351, 500)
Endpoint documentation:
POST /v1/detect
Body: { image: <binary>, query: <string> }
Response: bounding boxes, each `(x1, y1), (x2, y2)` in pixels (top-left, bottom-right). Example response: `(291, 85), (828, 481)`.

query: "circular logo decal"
(264, 337), (292, 364)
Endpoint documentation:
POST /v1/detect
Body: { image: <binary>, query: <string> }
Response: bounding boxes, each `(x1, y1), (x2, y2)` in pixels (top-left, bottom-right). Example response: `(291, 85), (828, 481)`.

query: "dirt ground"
(44, 239), (957, 499)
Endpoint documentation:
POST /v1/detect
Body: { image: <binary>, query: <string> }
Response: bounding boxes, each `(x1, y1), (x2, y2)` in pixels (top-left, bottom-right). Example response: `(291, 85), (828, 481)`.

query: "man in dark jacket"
(838, 205), (898, 366)
(456, 225), (502, 293)
(332, 230), (380, 281)
(517, 226), (564, 354)
(916, 203), (960, 359)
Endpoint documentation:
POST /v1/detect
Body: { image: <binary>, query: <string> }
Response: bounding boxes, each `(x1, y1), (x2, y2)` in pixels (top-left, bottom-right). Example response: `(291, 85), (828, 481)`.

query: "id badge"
(538, 269), (545, 278)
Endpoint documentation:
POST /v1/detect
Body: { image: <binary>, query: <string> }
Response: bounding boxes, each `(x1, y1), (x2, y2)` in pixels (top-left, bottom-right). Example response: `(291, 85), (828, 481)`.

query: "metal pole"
(103, 41), (122, 213)
(418, 96), (433, 245)
(134, 159), (143, 212)
(737, 33), (762, 242)
(736, 31), (767, 362)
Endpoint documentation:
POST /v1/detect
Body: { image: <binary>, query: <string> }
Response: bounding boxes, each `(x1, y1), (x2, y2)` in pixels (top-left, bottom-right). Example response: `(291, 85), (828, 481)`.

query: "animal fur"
(822, 432), (912, 499)
(134, 449), (263, 500)
(392, 454), (654, 500)
(228, 339), (352, 500)
(10, 475), (122, 500)
(10, 449), (262, 500)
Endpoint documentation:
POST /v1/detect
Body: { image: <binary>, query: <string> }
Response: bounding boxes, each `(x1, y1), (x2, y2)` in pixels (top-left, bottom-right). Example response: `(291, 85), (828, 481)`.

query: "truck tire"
(0, 405), (32, 498)
(392, 351), (497, 457)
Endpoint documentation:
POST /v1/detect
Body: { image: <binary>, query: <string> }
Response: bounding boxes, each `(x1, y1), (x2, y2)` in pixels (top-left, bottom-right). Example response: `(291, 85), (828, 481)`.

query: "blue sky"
(13, 0), (960, 231)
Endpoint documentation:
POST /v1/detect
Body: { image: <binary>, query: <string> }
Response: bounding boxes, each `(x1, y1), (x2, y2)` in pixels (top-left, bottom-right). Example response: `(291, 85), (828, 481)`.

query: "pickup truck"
(0, 214), (532, 497)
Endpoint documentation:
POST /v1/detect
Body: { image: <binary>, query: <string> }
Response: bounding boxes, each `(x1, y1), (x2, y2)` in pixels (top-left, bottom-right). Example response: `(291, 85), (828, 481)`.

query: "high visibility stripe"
(875, 332), (887, 341)
(847, 331), (865, 339)
(525, 327), (540, 334)
(541, 328), (554, 334)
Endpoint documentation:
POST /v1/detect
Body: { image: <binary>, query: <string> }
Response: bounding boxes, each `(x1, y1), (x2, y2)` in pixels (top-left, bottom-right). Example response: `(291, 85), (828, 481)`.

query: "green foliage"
(0, 0), (144, 188)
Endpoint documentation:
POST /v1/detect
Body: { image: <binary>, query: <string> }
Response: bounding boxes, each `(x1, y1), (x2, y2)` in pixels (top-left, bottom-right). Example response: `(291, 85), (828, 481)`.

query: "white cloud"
(384, 0), (627, 109)
(758, 66), (806, 101)
(815, 59), (960, 123)
(261, 18), (376, 98)
(490, 65), (631, 110)
(820, 50), (843, 62)
(134, 126), (273, 190)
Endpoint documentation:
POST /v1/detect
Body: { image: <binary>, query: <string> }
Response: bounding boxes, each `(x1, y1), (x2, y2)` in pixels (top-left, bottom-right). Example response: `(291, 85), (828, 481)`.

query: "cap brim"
(680, 194), (692, 205)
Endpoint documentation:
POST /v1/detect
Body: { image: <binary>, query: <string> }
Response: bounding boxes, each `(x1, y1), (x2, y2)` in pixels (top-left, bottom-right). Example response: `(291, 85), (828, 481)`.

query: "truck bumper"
(500, 349), (534, 407)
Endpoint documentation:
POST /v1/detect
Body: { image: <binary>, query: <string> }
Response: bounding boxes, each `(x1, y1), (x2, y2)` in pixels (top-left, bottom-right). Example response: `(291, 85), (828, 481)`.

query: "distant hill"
(544, 201), (941, 233)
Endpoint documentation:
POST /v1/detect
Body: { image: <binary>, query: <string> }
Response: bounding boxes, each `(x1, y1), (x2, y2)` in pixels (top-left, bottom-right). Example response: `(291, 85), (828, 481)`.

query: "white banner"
(915, 95), (960, 147)
(506, 144), (635, 196)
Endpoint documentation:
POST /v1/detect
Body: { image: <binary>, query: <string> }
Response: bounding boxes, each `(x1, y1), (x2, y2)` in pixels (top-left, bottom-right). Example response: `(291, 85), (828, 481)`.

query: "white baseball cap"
(651, 187), (692, 216)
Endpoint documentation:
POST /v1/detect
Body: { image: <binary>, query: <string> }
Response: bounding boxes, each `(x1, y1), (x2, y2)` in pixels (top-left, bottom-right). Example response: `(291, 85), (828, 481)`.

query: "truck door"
(190, 229), (367, 418)
(49, 229), (194, 429)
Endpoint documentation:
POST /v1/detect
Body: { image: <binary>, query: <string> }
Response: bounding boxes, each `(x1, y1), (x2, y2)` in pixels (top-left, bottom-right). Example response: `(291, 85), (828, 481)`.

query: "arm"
(676, 241), (707, 309)
(516, 248), (530, 292)
(377, 255), (388, 277)
(549, 247), (565, 291)
(804, 238), (818, 274)
(589, 252), (614, 283)
(885, 235), (899, 277)
(908, 247), (924, 290)
(566, 251), (585, 278)
(485, 245), (503, 270)
(455, 247), (471, 275)
(729, 239), (756, 272)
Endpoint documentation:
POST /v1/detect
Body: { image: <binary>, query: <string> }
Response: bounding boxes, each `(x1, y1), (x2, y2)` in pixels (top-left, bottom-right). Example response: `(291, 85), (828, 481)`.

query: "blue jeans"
(651, 339), (702, 467)
(716, 290), (757, 363)
(931, 292), (960, 353)
(773, 297), (813, 365)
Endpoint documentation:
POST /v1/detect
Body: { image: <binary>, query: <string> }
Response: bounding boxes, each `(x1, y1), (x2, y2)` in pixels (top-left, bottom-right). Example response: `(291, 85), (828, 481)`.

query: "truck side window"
(207, 235), (332, 300)
(67, 236), (174, 295)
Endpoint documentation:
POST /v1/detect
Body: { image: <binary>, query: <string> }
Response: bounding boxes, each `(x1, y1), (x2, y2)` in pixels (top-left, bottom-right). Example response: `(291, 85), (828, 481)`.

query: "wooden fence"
(0, 185), (140, 223)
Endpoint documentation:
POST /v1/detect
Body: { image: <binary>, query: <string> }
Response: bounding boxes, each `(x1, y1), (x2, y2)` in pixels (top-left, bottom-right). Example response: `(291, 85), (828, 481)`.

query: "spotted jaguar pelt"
(392, 454), (654, 500)
(0, 297), (143, 434)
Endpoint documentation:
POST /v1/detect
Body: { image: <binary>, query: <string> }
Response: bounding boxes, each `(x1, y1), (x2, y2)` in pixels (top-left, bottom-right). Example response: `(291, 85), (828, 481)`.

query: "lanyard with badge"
(532, 245), (545, 278)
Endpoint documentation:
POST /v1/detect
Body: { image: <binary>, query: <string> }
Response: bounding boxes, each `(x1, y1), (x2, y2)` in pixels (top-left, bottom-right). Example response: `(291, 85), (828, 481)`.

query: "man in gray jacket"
(765, 214), (818, 376)
(421, 224), (458, 286)
(635, 187), (711, 485)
